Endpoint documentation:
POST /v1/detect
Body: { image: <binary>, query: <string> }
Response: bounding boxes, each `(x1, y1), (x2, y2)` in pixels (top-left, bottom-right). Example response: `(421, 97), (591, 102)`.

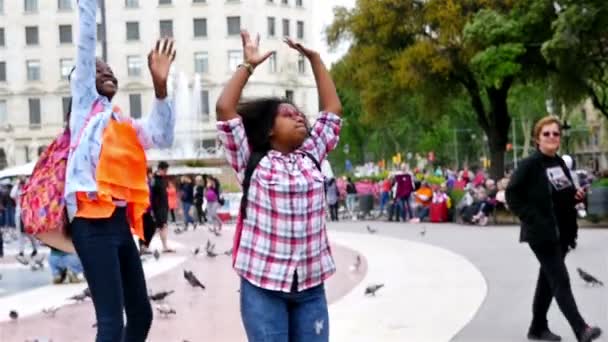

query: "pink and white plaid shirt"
(217, 112), (341, 292)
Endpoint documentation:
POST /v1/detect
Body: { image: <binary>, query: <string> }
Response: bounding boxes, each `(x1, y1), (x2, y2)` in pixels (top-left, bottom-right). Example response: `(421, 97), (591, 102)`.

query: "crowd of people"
(324, 156), (596, 228)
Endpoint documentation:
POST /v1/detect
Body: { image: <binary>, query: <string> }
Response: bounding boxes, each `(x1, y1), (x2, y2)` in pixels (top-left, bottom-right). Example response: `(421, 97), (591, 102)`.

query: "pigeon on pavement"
(149, 290), (175, 302)
(184, 270), (206, 290)
(366, 225), (377, 234)
(9, 310), (18, 320)
(349, 255), (362, 272)
(364, 284), (384, 296)
(577, 268), (604, 286)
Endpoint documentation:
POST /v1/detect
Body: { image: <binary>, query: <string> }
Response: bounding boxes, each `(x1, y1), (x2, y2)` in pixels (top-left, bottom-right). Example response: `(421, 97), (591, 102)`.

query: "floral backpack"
(20, 100), (103, 252)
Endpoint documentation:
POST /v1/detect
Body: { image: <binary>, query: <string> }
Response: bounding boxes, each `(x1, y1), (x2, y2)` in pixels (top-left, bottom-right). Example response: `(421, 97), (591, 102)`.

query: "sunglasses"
(541, 131), (561, 138)
(278, 105), (305, 120)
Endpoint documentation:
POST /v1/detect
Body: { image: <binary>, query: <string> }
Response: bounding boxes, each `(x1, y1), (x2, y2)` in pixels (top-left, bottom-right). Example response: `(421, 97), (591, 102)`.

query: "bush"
(449, 189), (465, 205)
(592, 178), (608, 188)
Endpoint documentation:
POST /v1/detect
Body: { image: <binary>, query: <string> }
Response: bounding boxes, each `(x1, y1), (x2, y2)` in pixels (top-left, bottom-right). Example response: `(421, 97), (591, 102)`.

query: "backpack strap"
(302, 150), (322, 172)
(70, 99), (103, 151)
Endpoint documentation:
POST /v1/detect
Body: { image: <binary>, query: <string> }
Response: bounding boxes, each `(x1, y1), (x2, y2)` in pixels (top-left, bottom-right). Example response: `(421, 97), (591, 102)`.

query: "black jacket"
(506, 151), (578, 245)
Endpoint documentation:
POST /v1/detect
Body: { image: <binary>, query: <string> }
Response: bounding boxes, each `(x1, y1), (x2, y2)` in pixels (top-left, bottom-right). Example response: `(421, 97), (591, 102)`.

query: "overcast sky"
(312, 0), (356, 65)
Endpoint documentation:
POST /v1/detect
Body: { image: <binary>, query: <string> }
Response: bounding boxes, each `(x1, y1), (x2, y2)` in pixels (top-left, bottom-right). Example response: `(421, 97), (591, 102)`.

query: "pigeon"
(42, 307), (60, 317)
(206, 249), (218, 258)
(419, 226), (427, 237)
(149, 290), (175, 302)
(30, 256), (45, 271)
(223, 248), (233, 256)
(350, 255), (362, 272)
(366, 225), (377, 234)
(68, 288), (91, 302)
(92, 322), (97, 328)
(9, 310), (18, 320)
(577, 268), (604, 286)
(174, 227), (184, 235)
(192, 247), (200, 256)
(183, 269), (206, 290)
(16, 255), (29, 266)
(155, 304), (176, 318)
(153, 249), (161, 261)
(364, 284), (384, 296)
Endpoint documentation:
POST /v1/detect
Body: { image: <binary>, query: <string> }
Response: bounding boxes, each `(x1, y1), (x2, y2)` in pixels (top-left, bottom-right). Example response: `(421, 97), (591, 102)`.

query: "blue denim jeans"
(182, 201), (194, 225)
(240, 277), (329, 342)
(49, 252), (84, 276)
(71, 207), (152, 342)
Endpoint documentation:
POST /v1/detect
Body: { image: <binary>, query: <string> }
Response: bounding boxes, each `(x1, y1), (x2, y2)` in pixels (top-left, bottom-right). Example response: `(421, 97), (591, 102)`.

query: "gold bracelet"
(238, 62), (254, 75)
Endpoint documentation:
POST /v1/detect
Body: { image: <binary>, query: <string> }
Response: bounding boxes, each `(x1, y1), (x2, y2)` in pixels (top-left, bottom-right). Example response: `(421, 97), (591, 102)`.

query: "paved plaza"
(0, 221), (606, 342)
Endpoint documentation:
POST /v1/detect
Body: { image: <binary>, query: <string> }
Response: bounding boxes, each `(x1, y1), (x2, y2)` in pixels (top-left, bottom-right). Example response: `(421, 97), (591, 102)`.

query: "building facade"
(0, 0), (318, 168)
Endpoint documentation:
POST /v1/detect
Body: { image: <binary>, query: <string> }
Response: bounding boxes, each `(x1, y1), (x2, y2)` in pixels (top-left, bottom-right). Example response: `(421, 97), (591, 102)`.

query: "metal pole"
(100, 0), (108, 62)
(454, 129), (459, 170)
(512, 118), (518, 168)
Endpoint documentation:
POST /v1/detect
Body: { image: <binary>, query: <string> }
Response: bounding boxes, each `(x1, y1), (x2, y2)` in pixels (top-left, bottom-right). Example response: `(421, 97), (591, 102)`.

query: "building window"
(24, 0), (38, 13)
(282, 19), (290, 37)
(267, 17), (276, 37)
(127, 55), (142, 77)
(0, 28), (4, 46)
(269, 52), (277, 73)
(159, 0), (171, 5)
(227, 16), (241, 36)
(125, 0), (138, 8)
(26, 60), (40, 81)
(126, 22), (140, 41)
(97, 23), (104, 41)
(0, 61), (5, 81)
(59, 25), (73, 44)
(296, 0), (302, 7)
(160, 20), (173, 38)
(285, 90), (294, 102)
(25, 26), (39, 45)
(0, 0), (4, 14)
(228, 50), (241, 71)
(193, 18), (207, 38)
(61, 96), (71, 121)
(282, 0), (288, 4)
(193, 0), (206, 3)
(194, 52), (209, 74)
(29, 98), (41, 128)
(297, 54), (305, 73)
(58, 0), (72, 10)
(0, 100), (7, 124)
(60, 58), (73, 80)
(297, 21), (304, 39)
(201, 90), (209, 116)
(129, 94), (142, 119)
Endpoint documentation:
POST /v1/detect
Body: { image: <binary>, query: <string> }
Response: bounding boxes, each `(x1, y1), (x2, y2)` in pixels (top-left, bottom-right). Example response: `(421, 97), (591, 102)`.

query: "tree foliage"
(327, 0), (558, 178)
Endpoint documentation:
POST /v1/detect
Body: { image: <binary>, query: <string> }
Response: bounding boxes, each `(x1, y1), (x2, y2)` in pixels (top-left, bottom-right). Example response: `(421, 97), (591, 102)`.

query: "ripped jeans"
(240, 277), (329, 342)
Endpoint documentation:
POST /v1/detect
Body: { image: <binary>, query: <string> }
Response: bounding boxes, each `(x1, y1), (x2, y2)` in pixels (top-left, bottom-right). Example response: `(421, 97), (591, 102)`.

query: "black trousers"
(529, 241), (587, 336)
(139, 212), (156, 249)
(329, 204), (339, 221)
(195, 201), (206, 223)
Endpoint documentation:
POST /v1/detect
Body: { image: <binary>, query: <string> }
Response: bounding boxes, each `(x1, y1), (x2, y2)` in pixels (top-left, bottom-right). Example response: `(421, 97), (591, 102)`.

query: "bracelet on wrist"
(238, 62), (255, 75)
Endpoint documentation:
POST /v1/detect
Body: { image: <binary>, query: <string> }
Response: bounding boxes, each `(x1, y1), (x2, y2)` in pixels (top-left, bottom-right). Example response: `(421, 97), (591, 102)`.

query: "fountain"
(146, 70), (221, 172)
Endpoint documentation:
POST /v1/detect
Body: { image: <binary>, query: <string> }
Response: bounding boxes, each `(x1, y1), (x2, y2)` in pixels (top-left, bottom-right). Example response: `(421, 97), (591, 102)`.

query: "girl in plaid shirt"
(216, 30), (342, 342)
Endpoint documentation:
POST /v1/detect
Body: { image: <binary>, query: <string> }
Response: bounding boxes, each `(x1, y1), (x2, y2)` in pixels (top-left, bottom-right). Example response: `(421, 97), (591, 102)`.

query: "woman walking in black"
(506, 116), (601, 342)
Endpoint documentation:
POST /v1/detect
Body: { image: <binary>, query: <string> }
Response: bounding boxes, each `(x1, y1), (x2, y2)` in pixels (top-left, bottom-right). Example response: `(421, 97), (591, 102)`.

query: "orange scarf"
(75, 114), (149, 240)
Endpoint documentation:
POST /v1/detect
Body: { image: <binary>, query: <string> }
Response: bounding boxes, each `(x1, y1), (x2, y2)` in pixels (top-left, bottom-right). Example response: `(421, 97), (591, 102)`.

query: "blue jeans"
(72, 207), (152, 342)
(379, 191), (390, 215)
(395, 195), (413, 220)
(240, 278), (329, 342)
(49, 252), (84, 276)
(182, 201), (194, 225)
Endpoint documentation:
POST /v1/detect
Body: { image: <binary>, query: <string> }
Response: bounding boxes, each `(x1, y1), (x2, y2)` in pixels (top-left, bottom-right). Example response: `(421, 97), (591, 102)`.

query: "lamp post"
(562, 120), (571, 154)
(99, 0), (108, 62)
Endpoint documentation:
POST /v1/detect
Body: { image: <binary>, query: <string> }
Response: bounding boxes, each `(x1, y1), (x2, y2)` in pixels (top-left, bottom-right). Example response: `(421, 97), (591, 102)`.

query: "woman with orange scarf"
(64, 1), (176, 341)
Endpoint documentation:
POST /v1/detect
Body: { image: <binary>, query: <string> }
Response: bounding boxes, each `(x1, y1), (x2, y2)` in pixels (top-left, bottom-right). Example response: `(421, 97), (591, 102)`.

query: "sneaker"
(30, 249), (38, 257)
(579, 326), (602, 342)
(478, 216), (489, 226)
(527, 329), (561, 341)
(53, 270), (67, 285)
(67, 271), (85, 284)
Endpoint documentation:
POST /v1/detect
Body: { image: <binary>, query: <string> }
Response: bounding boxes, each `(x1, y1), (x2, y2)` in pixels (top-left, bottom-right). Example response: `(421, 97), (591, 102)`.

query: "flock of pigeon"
(3, 223), (606, 341)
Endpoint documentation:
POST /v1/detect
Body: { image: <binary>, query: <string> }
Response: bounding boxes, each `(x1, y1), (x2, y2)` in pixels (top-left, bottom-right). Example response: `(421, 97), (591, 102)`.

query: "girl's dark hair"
(237, 97), (293, 218)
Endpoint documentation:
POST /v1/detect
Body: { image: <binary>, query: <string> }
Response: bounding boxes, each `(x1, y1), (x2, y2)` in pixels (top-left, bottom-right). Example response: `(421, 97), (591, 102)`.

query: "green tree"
(542, 0), (608, 120)
(327, 0), (557, 178)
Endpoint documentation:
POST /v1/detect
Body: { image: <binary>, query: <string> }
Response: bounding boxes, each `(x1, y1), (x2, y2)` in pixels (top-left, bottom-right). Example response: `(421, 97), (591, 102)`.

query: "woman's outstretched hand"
(283, 37), (319, 60)
(148, 37), (176, 99)
(242, 30), (274, 68)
